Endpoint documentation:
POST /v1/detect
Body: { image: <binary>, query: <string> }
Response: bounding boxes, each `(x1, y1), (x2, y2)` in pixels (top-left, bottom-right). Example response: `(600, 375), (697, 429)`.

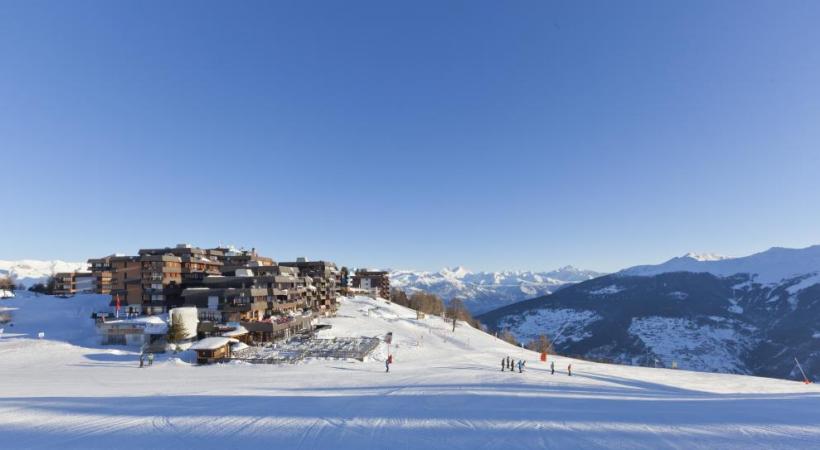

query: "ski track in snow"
(0, 293), (819, 449)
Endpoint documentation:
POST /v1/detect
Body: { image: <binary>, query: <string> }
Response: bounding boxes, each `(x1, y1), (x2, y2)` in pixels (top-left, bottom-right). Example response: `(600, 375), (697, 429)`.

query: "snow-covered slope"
(1, 291), (818, 449)
(621, 245), (820, 283)
(391, 266), (604, 313)
(0, 259), (88, 287)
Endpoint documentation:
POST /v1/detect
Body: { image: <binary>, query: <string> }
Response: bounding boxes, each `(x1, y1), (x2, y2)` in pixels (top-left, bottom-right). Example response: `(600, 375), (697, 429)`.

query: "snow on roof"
(190, 337), (239, 351)
(221, 326), (249, 337)
(230, 342), (249, 352)
(105, 315), (168, 334)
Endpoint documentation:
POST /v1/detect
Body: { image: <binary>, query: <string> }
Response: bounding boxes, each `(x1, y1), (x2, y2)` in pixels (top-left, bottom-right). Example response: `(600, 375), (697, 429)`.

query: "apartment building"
(351, 270), (391, 300)
(210, 247), (274, 275)
(138, 244), (223, 284)
(280, 259), (341, 311)
(139, 254), (183, 315)
(87, 244), (344, 343)
(109, 256), (143, 315)
(53, 271), (96, 295)
(87, 256), (113, 294)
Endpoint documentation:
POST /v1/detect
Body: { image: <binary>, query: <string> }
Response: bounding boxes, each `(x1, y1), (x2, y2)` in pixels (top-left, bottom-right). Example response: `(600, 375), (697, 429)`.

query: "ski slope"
(1, 292), (819, 449)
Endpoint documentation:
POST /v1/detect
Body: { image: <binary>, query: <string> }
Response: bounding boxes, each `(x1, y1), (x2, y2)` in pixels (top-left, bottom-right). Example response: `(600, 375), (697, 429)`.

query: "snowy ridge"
(391, 265), (604, 313)
(0, 259), (88, 287)
(620, 245), (820, 283)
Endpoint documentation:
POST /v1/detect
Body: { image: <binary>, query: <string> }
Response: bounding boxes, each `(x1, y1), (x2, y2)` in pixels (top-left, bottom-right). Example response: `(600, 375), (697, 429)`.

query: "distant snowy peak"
(0, 259), (88, 287)
(621, 245), (820, 284)
(682, 252), (730, 262)
(390, 265), (605, 314)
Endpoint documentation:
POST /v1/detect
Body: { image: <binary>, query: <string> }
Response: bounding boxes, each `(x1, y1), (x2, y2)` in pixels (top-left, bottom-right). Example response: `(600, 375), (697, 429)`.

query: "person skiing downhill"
(550, 360), (555, 375)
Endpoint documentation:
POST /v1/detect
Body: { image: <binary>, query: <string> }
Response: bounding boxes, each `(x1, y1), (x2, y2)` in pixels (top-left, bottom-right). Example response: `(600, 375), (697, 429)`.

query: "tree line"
(389, 288), (482, 329)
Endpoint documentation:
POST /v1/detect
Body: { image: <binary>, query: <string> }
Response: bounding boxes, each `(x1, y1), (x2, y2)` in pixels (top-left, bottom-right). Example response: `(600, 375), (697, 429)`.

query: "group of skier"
(501, 355), (526, 373)
(138, 352), (154, 368)
(501, 355), (572, 376)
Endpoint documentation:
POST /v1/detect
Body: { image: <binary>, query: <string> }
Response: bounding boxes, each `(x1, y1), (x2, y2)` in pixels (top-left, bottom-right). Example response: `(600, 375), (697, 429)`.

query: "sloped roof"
(189, 337), (238, 350)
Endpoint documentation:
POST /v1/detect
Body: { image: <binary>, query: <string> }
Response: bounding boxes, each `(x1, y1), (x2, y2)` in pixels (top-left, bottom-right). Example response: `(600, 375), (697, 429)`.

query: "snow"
(222, 326), (249, 337)
(588, 285), (624, 296)
(621, 245), (820, 285)
(190, 337), (237, 350)
(106, 315), (169, 334)
(683, 252), (731, 261)
(785, 273), (820, 295)
(0, 259), (88, 287)
(500, 308), (601, 345)
(390, 265), (604, 313)
(0, 291), (818, 449)
(628, 316), (758, 373)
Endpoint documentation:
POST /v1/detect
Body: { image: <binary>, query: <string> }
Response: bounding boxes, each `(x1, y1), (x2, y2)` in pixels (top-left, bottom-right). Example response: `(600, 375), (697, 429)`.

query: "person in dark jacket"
(550, 360), (555, 375)
(139, 354), (144, 368)
(506, 356), (511, 369)
(568, 363), (572, 376)
(501, 358), (505, 372)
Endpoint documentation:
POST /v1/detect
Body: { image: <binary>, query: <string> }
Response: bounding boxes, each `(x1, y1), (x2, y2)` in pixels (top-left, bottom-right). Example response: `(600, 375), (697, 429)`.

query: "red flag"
(115, 294), (121, 317)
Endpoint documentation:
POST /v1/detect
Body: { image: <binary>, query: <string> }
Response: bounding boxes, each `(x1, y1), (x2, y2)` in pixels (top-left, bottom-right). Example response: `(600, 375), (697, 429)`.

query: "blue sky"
(2, 1), (820, 272)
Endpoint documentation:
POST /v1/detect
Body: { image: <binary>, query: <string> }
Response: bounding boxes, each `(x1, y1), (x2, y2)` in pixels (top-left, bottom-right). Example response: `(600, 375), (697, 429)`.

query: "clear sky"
(2, 1), (820, 272)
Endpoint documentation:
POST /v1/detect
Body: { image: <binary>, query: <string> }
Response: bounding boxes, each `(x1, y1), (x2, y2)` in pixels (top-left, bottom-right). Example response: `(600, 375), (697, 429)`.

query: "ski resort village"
(1, 244), (819, 449)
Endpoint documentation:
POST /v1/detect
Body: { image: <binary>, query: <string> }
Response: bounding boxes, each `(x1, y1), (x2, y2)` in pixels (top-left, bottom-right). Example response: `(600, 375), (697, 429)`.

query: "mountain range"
(478, 245), (820, 382)
(390, 266), (604, 314)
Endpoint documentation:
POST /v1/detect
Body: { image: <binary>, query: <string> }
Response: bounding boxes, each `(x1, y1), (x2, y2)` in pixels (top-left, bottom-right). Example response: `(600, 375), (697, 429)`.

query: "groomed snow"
(0, 292), (818, 449)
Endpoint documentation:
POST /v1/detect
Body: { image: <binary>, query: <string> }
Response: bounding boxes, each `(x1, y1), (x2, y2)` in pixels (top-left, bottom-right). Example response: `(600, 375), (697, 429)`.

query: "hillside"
(1, 291), (819, 449)
(0, 259), (88, 287)
(390, 266), (604, 314)
(479, 246), (820, 382)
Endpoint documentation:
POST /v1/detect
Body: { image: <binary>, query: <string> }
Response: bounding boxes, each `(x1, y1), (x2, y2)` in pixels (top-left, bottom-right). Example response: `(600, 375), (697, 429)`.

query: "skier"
(139, 354), (144, 368)
(568, 363), (572, 376)
(506, 355), (511, 369)
(385, 354), (393, 372)
(501, 357), (505, 372)
(148, 353), (154, 366)
(517, 360), (523, 373)
(550, 360), (555, 375)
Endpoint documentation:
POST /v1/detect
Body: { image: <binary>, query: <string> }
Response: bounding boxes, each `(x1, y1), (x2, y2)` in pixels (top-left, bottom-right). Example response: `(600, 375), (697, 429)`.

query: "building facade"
(351, 270), (391, 300)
